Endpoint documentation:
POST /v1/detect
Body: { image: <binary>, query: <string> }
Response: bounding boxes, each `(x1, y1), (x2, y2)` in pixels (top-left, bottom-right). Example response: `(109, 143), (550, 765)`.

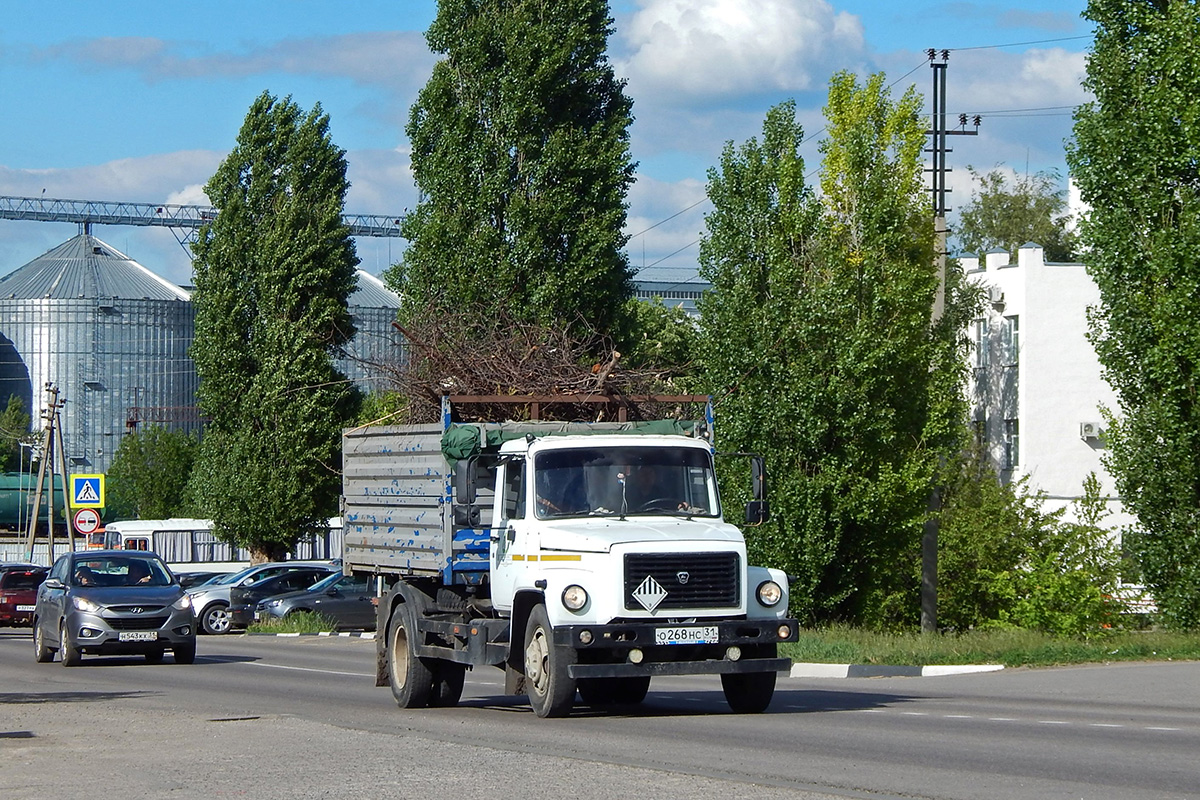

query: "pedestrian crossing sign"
(70, 474), (105, 508)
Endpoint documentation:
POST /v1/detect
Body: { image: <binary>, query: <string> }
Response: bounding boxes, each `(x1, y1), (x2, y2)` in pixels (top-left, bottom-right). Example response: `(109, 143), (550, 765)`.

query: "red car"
(0, 564), (49, 627)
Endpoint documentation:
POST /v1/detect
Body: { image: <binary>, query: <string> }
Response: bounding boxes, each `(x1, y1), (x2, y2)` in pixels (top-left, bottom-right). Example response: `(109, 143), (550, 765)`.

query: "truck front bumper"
(554, 617), (798, 679)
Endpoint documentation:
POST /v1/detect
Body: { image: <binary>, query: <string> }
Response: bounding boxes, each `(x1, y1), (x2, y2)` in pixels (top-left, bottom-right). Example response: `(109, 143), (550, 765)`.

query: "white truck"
(342, 396), (798, 717)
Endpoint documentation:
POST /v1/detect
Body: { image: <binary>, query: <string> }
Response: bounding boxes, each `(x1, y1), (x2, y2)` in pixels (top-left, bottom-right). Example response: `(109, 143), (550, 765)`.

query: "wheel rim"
(205, 606), (230, 634)
(59, 624), (68, 654)
(525, 625), (550, 694)
(391, 626), (408, 689)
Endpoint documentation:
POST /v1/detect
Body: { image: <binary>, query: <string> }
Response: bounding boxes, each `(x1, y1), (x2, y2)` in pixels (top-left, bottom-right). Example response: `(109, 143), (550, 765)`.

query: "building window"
(973, 319), (989, 368)
(1002, 315), (1019, 366)
(1004, 419), (1020, 469)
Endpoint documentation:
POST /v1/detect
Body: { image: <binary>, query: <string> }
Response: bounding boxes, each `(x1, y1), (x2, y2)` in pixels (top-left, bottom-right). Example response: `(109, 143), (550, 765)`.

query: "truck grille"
(623, 552), (740, 610)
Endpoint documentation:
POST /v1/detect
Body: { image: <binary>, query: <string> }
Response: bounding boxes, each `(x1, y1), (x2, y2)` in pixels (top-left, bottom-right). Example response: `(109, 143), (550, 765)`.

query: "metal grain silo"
(0, 230), (198, 474)
(341, 270), (403, 394)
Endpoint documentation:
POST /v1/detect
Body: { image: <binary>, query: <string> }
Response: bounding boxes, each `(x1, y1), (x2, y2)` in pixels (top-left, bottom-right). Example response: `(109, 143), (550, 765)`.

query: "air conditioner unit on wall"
(988, 285), (1005, 305)
(1080, 421), (1104, 440)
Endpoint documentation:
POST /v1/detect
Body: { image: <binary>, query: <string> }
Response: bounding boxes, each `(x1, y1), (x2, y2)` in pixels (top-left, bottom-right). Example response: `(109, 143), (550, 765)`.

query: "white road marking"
(246, 661), (374, 678)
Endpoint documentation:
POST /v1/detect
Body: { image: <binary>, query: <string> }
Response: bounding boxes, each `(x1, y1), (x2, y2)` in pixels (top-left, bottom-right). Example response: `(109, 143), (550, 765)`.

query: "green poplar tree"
(699, 75), (974, 626)
(955, 167), (1077, 262)
(388, 0), (636, 341)
(106, 427), (198, 521)
(189, 92), (360, 562)
(1067, 0), (1200, 628)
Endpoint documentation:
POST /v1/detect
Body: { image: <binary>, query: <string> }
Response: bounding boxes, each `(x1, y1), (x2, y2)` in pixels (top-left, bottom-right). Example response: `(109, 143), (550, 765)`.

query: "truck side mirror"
(750, 456), (767, 501)
(745, 500), (770, 526)
(454, 456), (478, 505)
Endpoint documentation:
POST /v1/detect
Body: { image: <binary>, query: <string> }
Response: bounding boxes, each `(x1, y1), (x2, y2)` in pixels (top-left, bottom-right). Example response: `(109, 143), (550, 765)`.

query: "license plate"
(118, 631), (159, 642)
(16, 605), (35, 612)
(654, 625), (719, 645)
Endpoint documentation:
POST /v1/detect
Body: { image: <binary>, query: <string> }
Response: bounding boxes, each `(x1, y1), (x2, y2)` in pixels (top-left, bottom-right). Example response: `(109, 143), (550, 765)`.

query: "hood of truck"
(536, 517), (743, 553)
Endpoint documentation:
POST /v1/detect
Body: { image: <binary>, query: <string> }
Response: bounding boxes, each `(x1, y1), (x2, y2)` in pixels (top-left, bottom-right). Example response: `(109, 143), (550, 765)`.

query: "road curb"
(789, 662), (1004, 679)
(247, 631), (376, 639)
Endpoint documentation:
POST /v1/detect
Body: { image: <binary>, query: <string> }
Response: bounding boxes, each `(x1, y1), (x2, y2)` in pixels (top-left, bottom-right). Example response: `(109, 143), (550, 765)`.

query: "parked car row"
(187, 561), (342, 635)
(23, 551), (370, 669)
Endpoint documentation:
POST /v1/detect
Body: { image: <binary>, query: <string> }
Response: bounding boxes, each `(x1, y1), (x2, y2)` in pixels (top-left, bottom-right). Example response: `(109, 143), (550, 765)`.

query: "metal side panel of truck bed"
(342, 423), (484, 577)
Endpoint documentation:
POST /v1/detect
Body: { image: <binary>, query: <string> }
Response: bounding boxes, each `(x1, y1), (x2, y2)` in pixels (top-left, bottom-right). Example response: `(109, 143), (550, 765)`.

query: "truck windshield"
(533, 446), (720, 519)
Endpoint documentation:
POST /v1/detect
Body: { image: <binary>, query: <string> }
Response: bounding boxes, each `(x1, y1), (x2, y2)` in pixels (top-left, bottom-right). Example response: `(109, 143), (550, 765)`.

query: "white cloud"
(617, 0), (865, 101)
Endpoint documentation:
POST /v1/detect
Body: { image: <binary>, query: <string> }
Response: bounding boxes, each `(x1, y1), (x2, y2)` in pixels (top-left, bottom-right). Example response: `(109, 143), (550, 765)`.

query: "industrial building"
(0, 230), (403, 474)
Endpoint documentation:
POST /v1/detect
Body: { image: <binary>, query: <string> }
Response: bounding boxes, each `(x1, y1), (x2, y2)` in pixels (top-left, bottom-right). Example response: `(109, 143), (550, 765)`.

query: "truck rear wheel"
(430, 662), (466, 707)
(523, 604), (576, 718)
(578, 676), (651, 707)
(720, 644), (778, 713)
(388, 605), (434, 708)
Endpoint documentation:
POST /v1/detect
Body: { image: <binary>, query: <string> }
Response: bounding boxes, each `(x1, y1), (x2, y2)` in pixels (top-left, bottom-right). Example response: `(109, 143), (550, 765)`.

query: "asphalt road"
(2, 629), (1198, 800)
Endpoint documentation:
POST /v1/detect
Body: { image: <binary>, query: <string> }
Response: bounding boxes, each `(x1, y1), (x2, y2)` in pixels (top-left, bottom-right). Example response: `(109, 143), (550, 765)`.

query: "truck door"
(489, 457), (526, 614)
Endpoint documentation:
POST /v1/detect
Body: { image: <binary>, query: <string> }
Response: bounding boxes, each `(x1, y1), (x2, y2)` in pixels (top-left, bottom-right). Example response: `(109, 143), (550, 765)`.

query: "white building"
(963, 243), (1134, 532)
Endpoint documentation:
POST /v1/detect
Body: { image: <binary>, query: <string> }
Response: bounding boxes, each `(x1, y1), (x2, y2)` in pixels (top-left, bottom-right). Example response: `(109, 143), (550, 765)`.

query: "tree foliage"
(106, 427), (198, 521)
(387, 0), (637, 343)
(698, 75), (975, 627)
(0, 395), (31, 472)
(938, 457), (1126, 635)
(188, 92), (360, 561)
(955, 167), (1077, 262)
(1066, 0), (1200, 628)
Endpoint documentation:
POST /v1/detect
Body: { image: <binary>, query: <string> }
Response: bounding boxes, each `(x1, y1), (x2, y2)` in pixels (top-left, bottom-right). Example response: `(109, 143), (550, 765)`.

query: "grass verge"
(780, 626), (1200, 668)
(247, 611), (340, 635)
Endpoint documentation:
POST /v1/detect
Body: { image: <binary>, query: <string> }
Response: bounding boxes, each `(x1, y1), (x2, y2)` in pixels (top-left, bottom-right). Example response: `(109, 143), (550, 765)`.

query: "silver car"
(187, 561), (340, 635)
(33, 550), (196, 666)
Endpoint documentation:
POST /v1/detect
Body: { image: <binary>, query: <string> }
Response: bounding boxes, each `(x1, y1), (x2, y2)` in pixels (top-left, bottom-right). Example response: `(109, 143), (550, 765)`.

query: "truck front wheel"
(523, 604), (576, 718)
(388, 605), (434, 708)
(720, 644), (778, 713)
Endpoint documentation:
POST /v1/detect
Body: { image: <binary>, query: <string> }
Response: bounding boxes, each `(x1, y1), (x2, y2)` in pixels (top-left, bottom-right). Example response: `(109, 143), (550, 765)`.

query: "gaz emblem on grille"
(632, 575), (668, 612)
(676, 571), (690, 585)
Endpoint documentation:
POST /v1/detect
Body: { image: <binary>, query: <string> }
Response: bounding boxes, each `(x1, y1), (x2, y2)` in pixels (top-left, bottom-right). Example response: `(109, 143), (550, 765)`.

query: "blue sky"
(1, 1), (1090, 286)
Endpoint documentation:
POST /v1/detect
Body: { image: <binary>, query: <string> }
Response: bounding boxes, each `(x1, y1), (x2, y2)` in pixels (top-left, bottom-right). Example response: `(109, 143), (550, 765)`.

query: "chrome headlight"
(172, 594), (193, 611)
(72, 595), (102, 613)
(561, 584), (589, 611)
(756, 580), (783, 608)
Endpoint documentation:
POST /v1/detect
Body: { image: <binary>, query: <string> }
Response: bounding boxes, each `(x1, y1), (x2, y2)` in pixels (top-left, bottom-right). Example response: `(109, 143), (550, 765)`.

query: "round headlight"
(756, 580), (783, 608)
(561, 584), (588, 611)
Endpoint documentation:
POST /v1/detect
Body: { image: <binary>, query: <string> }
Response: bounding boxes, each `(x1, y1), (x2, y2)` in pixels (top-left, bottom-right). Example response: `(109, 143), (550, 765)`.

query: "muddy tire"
(387, 604), (435, 708)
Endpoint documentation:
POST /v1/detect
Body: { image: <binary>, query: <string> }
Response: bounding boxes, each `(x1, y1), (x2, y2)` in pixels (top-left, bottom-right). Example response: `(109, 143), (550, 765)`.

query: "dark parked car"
(32, 550), (196, 665)
(255, 572), (376, 631)
(188, 561), (339, 635)
(0, 564), (49, 627)
(227, 566), (338, 629)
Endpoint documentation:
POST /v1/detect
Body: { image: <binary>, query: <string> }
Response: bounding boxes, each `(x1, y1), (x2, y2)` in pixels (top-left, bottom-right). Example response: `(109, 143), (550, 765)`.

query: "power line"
(949, 35), (1092, 52)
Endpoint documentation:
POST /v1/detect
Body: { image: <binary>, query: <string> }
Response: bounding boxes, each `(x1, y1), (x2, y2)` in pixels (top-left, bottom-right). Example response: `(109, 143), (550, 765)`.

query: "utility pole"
(23, 383), (70, 564)
(922, 49), (980, 634)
